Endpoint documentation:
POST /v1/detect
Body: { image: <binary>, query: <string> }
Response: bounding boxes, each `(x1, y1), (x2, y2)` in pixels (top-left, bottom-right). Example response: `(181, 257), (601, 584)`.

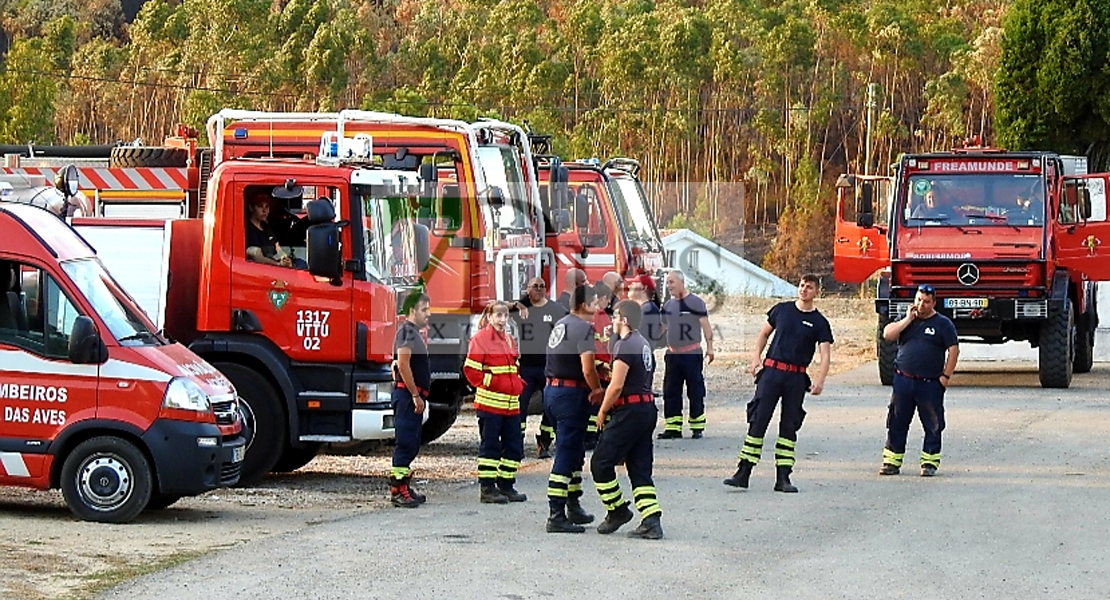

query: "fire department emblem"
(957, 263), (979, 286)
(269, 281), (290, 310)
(858, 236), (872, 254)
(548, 323), (566, 348)
(1085, 235), (1101, 256)
(642, 345), (653, 371)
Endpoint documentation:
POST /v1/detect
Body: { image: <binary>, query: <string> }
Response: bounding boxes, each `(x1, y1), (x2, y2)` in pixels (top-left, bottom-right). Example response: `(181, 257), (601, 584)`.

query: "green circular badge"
(913, 180), (931, 195)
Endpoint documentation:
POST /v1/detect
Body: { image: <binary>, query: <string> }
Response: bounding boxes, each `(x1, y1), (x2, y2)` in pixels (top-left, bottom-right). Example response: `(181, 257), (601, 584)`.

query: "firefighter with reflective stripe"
(586, 273), (623, 449)
(543, 284), (604, 533)
(464, 301), (527, 504)
(391, 293), (432, 508)
(592, 300), (664, 539)
(879, 284), (959, 477)
(725, 274), (832, 493)
(659, 270), (715, 439)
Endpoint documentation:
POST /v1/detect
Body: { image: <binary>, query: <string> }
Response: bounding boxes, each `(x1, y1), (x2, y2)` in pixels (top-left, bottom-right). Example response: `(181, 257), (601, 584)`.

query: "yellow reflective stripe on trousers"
(883, 448), (904, 467)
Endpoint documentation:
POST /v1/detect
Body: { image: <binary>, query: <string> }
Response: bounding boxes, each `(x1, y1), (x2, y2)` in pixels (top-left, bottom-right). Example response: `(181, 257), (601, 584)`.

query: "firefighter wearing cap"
(587, 273), (623, 450)
(659, 270), (715, 439)
(627, 274), (665, 349)
(390, 293), (432, 508)
(543, 284), (603, 533)
(725, 274), (832, 493)
(878, 283), (959, 478)
(592, 300), (664, 539)
(464, 301), (528, 504)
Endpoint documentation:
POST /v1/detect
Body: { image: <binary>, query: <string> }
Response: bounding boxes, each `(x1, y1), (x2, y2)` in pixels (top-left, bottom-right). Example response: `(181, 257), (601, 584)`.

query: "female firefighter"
(464, 301), (528, 504)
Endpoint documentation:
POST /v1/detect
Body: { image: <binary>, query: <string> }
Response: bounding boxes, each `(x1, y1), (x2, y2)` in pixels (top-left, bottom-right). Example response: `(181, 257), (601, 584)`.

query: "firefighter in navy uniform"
(725, 274), (832, 493)
(390, 293), (432, 508)
(544, 284), (603, 533)
(586, 273), (623, 450)
(659, 270), (715, 439)
(878, 283), (959, 477)
(592, 300), (664, 539)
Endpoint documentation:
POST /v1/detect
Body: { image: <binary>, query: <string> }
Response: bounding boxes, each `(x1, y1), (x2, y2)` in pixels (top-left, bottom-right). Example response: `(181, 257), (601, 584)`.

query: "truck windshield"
(61, 259), (161, 345)
(476, 146), (536, 237)
(353, 183), (421, 283)
(610, 177), (662, 250)
(902, 174), (1045, 227)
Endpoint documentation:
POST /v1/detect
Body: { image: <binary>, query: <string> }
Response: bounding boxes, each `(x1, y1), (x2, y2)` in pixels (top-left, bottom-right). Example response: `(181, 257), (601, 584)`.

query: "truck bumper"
(141, 419), (247, 495)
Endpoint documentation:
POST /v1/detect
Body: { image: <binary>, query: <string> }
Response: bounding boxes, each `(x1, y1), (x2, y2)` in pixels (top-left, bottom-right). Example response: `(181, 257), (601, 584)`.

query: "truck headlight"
(355, 381), (393, 405)
(163, 378), (212, 412)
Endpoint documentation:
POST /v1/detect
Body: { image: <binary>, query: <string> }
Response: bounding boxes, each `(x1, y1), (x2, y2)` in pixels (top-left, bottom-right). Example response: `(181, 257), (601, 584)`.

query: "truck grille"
(211, 396), (238, 426)
(220, 461), (242, 485)
(894, 262), (1044, 294)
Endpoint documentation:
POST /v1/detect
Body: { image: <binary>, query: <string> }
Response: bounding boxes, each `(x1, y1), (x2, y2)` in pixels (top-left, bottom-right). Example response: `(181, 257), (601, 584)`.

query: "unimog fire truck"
(834, 146), (1109, 388)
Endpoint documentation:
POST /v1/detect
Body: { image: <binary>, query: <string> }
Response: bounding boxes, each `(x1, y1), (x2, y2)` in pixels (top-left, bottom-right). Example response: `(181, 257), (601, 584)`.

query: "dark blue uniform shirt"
(394, 320), (431, 391)
(545, 314), (596, 381)
(639, 301), (666, 349)
(513, 297), (568, 368)
(662, 293), (708, 348)
(613, 331), (655, 398)
(893, 313), (958, 378)
(766, 301), (834, 366)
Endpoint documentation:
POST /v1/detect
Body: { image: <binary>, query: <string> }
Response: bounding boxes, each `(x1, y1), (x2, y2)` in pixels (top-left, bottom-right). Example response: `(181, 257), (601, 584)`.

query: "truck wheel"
(1074, 318), (1094, 374)
(270, 443), (320, 473)
(145, 493), (182, 510)
(109, 146), (188, 168)
(877, 316), (896, 386)
(421, 402), (461, 445)
(214, 362), (286, 486)
(1039, 302), (1075, 388)
(60, 436), (153, 523)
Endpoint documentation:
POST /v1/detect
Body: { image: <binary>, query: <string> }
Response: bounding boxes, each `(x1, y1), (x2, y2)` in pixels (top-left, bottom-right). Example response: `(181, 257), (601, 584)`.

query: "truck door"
(571, 183), (618, 277)
(1055, 174), (1110, 280)
(232, 184), (354, 364)
(0, 260), (98, 482)
(833, 175), (892, 283)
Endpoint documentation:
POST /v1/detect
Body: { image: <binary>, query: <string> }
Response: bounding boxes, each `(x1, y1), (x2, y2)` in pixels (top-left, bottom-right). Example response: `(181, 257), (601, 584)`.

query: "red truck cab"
(0, 202), (245, 522)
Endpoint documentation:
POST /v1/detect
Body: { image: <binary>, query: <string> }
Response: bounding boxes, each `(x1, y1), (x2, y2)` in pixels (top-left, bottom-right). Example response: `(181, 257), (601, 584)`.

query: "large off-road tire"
(214, 363), (286, 486)
(421, 401), (461, 445)
(109, 146), (188, 168)
(1039, 302), (1075, 388)
(877, 315), (897, 386)
(144, 493), (182, 510)
(1074, 313), (1095, 374)
(60, 436), (153, 523)
(270, 443), (320, 473)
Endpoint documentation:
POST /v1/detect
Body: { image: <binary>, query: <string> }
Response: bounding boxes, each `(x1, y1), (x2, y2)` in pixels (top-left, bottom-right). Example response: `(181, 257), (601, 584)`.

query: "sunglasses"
(529, 283), (546, 289)
(917, 284), (936, 294)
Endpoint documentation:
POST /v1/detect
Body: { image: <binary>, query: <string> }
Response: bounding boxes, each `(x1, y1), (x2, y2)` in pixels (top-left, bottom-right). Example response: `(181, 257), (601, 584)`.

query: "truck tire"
(421, 401), (461, 445)
(1074, 317), (1094, 374)
(60, 436), (153, 523)
(270, 443), (320, 473)
(877, 315), (897, 386)
(144, 493), (182, 510)
(214, 362), (286, 486)
(1039, 302), (1074, 388)
(109, 146), (188, 168)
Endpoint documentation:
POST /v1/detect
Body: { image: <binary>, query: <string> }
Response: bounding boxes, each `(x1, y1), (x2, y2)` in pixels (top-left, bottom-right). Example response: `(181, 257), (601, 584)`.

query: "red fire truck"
(0, 199), (246, 522)
(834, 147), (1110, 388)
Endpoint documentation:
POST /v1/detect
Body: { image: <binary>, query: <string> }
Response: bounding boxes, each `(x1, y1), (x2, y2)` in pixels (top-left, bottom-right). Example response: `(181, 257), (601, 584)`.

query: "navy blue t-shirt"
(513, 297), (568, 367)
(545, 314), (597, 381)
(393, 320), (431, 391)
(765, 301), (834, 366)
(613, 331), (655, 398)
(639, 301), (666, 349)
(662, 293), (709, 349)
(894, 313), (959, 378)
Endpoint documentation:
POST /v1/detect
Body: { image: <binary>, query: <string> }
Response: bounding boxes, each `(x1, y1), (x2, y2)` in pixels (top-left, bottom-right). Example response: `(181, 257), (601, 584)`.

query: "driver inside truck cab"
(911, 190), (945, 219)
(245, 193), (297, 268)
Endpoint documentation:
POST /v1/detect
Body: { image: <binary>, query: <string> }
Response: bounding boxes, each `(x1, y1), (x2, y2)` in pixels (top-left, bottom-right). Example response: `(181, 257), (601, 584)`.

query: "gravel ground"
(0, 295), (876, 600)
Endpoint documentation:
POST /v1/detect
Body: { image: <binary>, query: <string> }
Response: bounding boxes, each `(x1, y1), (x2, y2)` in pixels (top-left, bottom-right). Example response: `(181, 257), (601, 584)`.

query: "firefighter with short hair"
(725, 274), (832, 493)
(464, 301), (527, 504)
(592, 299), (664, 539)
(390, 293), (432, 508)
(543, 284), (603, 533)
(659, 270), (715, 438)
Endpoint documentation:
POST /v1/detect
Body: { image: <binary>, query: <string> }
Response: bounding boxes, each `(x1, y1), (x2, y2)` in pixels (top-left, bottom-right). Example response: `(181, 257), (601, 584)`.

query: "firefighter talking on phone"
(878, 284), (959, 478)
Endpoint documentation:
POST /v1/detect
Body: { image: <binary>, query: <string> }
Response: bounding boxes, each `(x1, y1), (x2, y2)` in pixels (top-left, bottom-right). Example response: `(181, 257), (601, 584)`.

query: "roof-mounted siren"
(318, 131), (374, 163)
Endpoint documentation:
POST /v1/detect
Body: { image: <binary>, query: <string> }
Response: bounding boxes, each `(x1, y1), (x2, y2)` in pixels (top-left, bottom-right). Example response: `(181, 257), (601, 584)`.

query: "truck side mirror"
(1081, 187), (1093, 220)
(856, 181), (875, 216)
(307, 223), (343, 281)
(69, 315), (108, 364)
(574, 194), (590, 229)
(414, 222), (430, 272)
(549, 163), (569, 211)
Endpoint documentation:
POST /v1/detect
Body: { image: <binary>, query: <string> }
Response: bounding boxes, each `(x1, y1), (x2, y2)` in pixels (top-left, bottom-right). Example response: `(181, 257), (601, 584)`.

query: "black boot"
(723, 461), (754, 488)
(390, 482), (420, 508)
(480, 482), (509, 504)
(403, 476), (426, 504)
(497, 482), (528, 502)
(596, 503), (634, 534)
(774, 466), (798, 493)
(546, 506), (585, 533)
(536, 433), (553, 459)
(628, 514), (664, 540)
(566, 499), (595, 524)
